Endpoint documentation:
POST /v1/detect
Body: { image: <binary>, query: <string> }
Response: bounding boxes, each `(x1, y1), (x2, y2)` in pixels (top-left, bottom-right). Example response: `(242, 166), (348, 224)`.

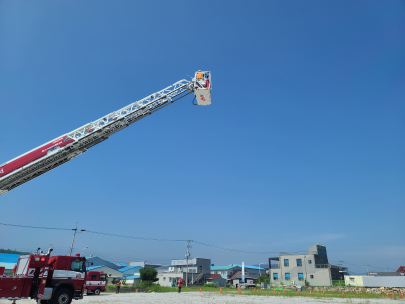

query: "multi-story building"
(268, 244), (348, 287)
(156, 258), (211, 287)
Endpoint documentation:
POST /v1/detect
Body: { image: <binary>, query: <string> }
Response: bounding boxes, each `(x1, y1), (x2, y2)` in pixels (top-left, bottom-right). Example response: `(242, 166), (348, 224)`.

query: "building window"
(285, 273), (290, 281)
(199, 266), (203, 272)
(298, 273), (304, 281)
(308, 260), (312, 264)
(215, 271), (218, 274)
(350, 278), (355, 282)
(296, 259), (302, 266)
(310, 275), (314, 279)
(273, 273), (278, 280)
(163, 277), (166, 281)
(284, 259), (289, 267)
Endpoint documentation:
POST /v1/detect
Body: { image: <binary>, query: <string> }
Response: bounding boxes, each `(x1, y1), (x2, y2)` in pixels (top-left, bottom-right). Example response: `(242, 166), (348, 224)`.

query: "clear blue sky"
(0, 0), (404, 273)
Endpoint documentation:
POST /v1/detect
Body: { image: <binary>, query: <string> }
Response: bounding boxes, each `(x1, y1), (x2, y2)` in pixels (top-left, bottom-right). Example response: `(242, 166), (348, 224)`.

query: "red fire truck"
(84, 271), (107, 295)
(0, 250), (87, 304)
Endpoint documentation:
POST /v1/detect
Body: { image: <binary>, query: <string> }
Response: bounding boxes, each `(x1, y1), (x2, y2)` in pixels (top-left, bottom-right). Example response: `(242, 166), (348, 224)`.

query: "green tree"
(257, 274), (270, 284)
(0, 249), (30, 255)
(139, 267), (158, 282)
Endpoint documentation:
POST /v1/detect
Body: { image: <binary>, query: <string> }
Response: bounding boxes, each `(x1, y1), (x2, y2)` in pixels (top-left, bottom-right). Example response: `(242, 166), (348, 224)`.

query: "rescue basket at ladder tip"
(193, 70), (212, 106)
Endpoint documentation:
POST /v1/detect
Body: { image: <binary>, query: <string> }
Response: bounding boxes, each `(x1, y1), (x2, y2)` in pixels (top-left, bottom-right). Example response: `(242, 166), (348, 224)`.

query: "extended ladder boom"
(0, 71), (212, 196)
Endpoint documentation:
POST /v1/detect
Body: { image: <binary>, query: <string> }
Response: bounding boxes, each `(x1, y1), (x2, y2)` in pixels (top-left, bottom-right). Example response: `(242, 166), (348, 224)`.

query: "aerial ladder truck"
(0, 71), (212, 196)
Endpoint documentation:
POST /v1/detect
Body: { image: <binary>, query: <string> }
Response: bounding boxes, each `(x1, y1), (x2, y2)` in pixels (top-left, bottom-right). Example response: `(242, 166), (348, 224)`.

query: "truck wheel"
(94, 288), (101, 295)
(53, 289), (73, 304)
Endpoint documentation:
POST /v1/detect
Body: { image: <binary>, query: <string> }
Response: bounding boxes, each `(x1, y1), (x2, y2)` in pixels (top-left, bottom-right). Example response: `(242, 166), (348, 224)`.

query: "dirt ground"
(1, 292), (402, 304)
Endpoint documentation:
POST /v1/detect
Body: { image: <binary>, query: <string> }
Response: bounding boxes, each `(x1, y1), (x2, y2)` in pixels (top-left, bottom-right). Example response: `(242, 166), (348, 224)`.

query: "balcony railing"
(315, 264), (330, 269)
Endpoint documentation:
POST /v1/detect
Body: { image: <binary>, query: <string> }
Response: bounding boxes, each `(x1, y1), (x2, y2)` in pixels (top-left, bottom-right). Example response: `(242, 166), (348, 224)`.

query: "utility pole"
(69, 223), (86, 256)
(185, 240), (192, 287)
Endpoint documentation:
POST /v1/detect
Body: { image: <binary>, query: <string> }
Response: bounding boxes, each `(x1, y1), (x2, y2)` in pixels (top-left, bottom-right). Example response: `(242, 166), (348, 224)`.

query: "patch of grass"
(219, 289), (404, 299)
(106, 285), (405, 300)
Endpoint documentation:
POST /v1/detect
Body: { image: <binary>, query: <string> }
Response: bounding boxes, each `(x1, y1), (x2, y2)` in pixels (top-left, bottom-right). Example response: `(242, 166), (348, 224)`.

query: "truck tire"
(94, 288), (101, 295)
(52, 289), (73, 304)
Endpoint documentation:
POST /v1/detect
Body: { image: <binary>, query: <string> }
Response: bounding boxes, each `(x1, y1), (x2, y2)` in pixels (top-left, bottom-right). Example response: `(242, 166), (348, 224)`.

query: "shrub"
(136, 281), (154, 289)
(257, 274), (270, 284)
(139, 267), (158, 282)
(204, 283), (218, 288)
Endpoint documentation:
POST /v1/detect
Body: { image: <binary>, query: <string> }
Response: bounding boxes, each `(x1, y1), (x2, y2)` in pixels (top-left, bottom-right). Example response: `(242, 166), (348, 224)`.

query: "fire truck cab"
(84, 271), (107, 295)
(0, 251), (87, 304)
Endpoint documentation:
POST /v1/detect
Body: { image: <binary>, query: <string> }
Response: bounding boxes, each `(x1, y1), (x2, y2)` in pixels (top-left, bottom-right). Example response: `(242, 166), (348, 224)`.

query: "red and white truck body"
(85, 271), (106, 295)
(0, 252), (86, 303)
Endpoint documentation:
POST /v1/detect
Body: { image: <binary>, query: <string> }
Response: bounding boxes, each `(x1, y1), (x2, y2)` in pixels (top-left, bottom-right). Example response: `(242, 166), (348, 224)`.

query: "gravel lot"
(1, 293), (401, 304)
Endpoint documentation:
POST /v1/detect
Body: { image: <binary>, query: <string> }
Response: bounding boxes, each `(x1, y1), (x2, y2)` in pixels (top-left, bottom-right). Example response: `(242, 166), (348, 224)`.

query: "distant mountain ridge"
(0, 249), (30, 255)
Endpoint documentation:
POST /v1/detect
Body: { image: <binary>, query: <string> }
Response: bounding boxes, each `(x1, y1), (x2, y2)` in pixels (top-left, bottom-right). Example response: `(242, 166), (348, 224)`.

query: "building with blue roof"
(86, 256), (122, 270)
(124, 274), (141, 286)
(210, 264), (265, 281)
(232, 264), (265, 271)
(119, 266), (142, 278)
(87, 265), (105, 271)
(0, 253), (23, 264)
(85, 265), (123, 284)
(0, 253), (25, 275)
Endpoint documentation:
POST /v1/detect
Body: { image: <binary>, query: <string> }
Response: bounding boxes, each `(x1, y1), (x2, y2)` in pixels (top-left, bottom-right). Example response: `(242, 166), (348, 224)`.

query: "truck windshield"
(71, 260), (85, 272)
(100, 275), (106, 281)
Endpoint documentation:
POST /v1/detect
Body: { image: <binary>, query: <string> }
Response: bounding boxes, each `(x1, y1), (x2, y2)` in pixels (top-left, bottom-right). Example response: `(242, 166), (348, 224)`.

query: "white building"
(157, 258), (211, 287)
(125, 275), (141, 286)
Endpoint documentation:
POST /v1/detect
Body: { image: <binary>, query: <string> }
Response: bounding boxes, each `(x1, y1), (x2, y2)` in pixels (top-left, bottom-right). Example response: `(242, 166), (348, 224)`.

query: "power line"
(0, 221), (279, 254)
(0, 222), (72, 231)
(339, 261), (391, 271)
(84, 230), (187, 242)
(0, 221), (395, 269)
